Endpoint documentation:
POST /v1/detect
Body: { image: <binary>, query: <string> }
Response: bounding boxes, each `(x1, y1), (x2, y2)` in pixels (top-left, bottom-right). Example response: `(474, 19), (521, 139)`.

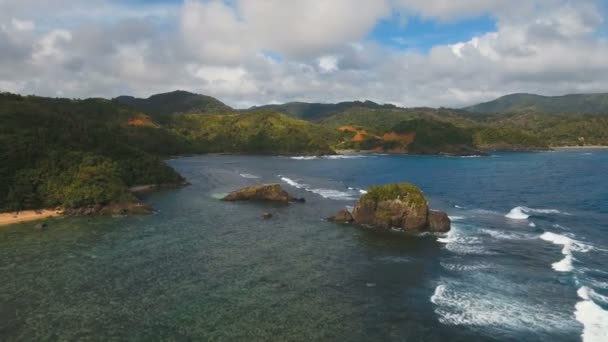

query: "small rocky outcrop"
(327, 209), (354, 223)
(222, 184), (302, 203)
(262, 212), (273, 220)
(342, 183), (450, 233)
(428, 210), (451, 233)
(64, 201), (154, 216)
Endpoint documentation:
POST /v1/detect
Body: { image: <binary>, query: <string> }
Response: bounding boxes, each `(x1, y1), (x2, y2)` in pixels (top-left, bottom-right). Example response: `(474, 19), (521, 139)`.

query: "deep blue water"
(1, 150), (607, 341)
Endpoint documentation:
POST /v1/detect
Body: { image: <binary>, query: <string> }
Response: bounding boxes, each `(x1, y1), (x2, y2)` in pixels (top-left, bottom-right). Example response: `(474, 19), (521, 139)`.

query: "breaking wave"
(239, 173), (260, 179)
(279, 176), (357, 201)
(540, 232), (593, 273)
(505, 206), (564, 220)
(575, 286), (608, 342)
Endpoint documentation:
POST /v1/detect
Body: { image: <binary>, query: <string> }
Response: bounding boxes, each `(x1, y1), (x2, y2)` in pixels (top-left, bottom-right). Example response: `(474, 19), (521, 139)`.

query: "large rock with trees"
(330, 183), (450, 233)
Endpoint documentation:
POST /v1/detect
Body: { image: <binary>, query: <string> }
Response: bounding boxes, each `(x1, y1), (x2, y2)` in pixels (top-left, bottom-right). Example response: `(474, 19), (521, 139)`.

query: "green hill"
(465, 93), (608, 114)
(0, 93), (186, 212)
(320, 107), (475, 134)
(114, 90), (233, 123)
(245, 100), (398, 121)
(172, 112), (338, 155)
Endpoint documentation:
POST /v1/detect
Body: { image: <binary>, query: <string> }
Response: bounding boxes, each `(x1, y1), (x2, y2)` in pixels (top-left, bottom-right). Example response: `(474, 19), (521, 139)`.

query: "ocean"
(1, 150), (607, 341)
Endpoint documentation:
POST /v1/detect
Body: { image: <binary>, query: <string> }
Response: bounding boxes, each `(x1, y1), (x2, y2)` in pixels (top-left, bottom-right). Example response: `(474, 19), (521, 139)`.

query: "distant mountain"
(465, 93), (608, 114)
(114, 90), (233, 122)
(245, 100), (398, 121)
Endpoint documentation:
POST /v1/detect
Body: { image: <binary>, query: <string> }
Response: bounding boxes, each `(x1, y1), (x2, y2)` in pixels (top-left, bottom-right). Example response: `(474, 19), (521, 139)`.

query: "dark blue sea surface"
(1, 150), (607, 341)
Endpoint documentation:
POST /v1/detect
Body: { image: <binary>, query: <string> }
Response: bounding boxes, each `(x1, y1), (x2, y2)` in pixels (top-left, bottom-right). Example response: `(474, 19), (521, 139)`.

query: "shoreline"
(0, 209), (62, 227)
(552, 145), (608, 150)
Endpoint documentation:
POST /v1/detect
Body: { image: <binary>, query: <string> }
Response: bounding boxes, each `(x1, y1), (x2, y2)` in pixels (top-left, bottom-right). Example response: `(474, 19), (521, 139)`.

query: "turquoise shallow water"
(1, 151), (607, 341)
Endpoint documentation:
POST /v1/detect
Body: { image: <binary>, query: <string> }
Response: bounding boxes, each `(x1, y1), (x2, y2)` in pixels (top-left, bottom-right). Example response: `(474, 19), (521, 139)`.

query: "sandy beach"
(0, 209), (62, 227)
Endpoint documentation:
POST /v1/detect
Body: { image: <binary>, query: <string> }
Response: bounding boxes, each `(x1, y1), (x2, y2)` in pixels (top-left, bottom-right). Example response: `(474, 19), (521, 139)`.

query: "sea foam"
(540, 232), (593, 272)
(290, 156), (318, 160)
(239, 173), (260, 179)
(505, 206), (563, 220)
(280, 177), (356, 201)
(575, 286), (608, 342)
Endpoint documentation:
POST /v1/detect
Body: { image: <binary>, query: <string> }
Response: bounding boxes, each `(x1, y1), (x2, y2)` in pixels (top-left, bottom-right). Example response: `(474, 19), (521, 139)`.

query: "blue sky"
(1, 0), (608, 107)
(371, 14), (496, 52)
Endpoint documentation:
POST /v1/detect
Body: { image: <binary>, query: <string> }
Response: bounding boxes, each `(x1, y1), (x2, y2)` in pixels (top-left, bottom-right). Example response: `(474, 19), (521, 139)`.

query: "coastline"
(0, 209), (62, 227)
(553, 145), (608, 150)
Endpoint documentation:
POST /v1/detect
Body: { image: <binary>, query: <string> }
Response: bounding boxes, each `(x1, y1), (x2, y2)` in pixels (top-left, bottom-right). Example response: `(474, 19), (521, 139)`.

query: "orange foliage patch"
(128, 116), (157, 128)
(382, 132), (416, 144)
(338, 125), (369, 142)
(352, 131), (369, 142)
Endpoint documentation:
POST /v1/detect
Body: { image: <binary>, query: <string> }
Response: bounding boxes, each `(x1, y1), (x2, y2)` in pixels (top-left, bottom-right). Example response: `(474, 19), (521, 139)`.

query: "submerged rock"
(262, 212), (273, 220)
(349, 183), (450, 233)
(222, 184), (301, 203)
(35, 222), (48, 230)
(327, 209), (354, 223)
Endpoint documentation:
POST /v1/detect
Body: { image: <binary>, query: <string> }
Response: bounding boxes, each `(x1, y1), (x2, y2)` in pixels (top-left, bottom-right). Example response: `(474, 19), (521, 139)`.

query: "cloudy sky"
(0, 0), (607, 108)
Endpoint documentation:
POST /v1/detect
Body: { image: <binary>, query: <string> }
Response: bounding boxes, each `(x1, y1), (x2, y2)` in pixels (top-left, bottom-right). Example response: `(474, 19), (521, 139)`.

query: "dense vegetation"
(246, 101), (398, 121)
(0, 94), (339, 211)
(0, 93), (184, 212)
(172, 112), (338, 155)
(464, 93), (608, 114)
(3, 89), (608, 212)
(390, 119), (474, 153)
(361, 183), (427, 207)
(114, 90), (233, 123)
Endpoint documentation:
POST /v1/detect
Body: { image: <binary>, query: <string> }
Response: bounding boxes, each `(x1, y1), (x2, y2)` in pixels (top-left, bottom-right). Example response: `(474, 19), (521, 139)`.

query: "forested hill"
(464, 93), (608, 114)
(3, 90), (608, 213)
(114, 90), (233, 122)
(245, 100), (398, 121)
(0, 92), (337, 212)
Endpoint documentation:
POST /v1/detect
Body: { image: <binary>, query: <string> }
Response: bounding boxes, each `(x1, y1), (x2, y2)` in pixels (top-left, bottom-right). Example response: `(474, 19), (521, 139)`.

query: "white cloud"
(0, 0), (607, 108)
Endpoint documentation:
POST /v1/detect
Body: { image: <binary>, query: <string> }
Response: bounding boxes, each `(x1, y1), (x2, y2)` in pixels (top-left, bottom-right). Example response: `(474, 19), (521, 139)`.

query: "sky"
(0, 0), (607, 108)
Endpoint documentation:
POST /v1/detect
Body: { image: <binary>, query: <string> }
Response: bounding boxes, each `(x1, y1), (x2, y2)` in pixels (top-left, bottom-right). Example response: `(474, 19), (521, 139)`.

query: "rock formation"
(327, 209), (354, 223)
(330, 183), (450, 233)
(222, 184), (303, 203)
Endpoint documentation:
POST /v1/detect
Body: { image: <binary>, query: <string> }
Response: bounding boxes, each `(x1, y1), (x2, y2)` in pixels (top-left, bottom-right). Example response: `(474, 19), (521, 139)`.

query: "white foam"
(540, 232), (593, 273)
(430, 281), (570, 329)
(552, 254), (574, 272)
(481, 228), (534, 240)
(290, 156), (318, 160)
(448, 216), (465, 221)
(575, 288), (608, 342)
(506, 206), (564, 220)
(308, 188), (356, 201)
(505, 206), (530, 219)
(440, 262), (489, 271)
(430, 284), (446, 305)
(454, 205), (464, 209)
(280, 177), (356, 201)
(280, 177), (308, 189)
(437, 225), (489, 255)
(239, 173), (260, 179)
(359, 189), (368, 194)
(323, 155), (367, 159)
(529, 222), (537, 227)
